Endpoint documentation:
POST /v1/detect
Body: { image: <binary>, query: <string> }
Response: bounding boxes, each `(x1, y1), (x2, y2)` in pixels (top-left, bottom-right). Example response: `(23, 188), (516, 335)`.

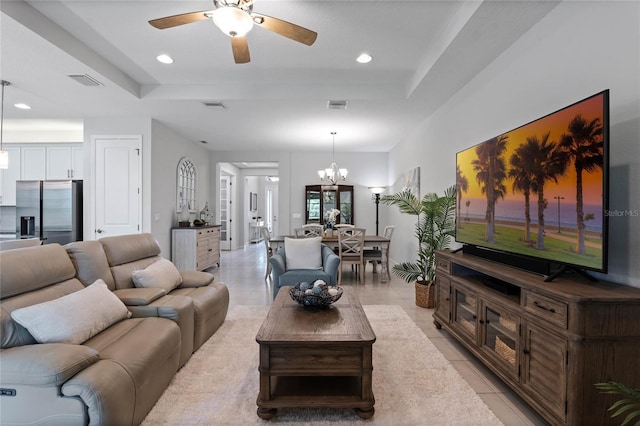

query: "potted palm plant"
(381, 185), (456, 308)
(595, 381), (640, 426)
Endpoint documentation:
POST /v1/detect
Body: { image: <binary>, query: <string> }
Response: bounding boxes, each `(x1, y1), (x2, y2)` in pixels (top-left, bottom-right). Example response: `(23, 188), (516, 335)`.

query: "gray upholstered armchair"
(269, 243), (340, 298)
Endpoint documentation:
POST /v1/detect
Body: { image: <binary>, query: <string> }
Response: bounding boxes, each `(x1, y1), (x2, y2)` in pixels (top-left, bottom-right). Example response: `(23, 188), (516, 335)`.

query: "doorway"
(218, 162), (278, 249)
(219, 173), (232, 250)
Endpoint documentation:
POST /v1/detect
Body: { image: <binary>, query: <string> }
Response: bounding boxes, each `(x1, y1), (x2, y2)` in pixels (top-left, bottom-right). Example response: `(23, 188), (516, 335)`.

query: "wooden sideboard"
(172, 225), (220, 271)
(433, 250), (640, 426)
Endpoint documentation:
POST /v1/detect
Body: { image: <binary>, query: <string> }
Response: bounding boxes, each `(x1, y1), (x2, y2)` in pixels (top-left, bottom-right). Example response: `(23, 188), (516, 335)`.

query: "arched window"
(177, 157), (196, 212)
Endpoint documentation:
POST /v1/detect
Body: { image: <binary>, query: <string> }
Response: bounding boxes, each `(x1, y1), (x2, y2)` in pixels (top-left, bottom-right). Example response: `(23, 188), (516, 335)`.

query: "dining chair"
(364, 225), (394, 280)
(260, 226), (273, 280)
(295, 224), (324, 238)
(337, 227), (366, 284)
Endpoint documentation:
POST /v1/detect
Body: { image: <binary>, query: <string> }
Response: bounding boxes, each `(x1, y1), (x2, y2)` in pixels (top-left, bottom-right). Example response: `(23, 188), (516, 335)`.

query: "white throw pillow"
(284, 237), (322, 271)
(131, 258), (183, 292)
(11, 280), (131, 345)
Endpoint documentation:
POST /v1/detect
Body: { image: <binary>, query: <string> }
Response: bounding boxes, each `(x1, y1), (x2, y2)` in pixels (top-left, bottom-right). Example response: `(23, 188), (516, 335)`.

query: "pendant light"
(0, 80), (11, 169)
(317, 131), (347, 184)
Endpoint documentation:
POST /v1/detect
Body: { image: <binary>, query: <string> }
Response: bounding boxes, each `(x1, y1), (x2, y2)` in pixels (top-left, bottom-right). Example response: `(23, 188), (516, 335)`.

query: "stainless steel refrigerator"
(16, 180), (83, 245)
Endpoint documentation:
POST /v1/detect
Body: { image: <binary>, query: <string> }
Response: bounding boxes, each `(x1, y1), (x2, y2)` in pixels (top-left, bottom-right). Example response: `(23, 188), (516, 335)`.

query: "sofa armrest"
(269, 250), (286, 285)
(178, 270), (214, 288)
(0, 343), (99, 386)
(125, 295), (194, 367)
(113, 288), (166, 306)
(62, 359), (136, 426)
(321, 245), (341, 285)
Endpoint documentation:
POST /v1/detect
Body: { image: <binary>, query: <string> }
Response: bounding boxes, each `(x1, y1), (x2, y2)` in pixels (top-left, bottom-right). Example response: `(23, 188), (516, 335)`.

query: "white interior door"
(265, 182), (278, 237)
(219, 174), (231, 250)
(94, 136), (142, 239)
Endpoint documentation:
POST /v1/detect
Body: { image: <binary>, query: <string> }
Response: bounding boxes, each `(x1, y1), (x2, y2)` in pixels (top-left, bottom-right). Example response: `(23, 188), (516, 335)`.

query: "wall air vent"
(203, 101), (226, 109)
(327, 100), (348, 110)
(68, 74), (103, 87)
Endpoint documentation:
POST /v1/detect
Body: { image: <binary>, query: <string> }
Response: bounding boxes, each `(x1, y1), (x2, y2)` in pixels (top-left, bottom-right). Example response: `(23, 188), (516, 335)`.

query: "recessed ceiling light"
(356, 53), (372, 64)
(156, 54), (174, 64)
(14, 103), (31, 110)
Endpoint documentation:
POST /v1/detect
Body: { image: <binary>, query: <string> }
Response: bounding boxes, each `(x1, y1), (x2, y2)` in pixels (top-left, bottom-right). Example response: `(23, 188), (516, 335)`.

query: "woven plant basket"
(415, 281), (435, 308)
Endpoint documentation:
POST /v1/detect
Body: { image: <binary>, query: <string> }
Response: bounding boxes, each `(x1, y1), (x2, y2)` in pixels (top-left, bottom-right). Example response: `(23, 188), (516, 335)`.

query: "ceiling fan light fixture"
(212, 7), (254, 37)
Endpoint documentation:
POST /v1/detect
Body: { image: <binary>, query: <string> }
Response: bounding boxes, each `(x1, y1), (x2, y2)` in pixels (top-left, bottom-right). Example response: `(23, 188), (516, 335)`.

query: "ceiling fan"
(149, 0), (317, 64)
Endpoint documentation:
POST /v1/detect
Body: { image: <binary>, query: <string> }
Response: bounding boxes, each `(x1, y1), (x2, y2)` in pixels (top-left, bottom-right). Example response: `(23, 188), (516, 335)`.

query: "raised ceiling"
(0, 1), (560, 152)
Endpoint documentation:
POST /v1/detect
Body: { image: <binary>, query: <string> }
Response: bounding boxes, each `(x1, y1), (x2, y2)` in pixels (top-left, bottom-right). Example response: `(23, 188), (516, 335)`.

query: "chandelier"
(317, 131), (347, 184)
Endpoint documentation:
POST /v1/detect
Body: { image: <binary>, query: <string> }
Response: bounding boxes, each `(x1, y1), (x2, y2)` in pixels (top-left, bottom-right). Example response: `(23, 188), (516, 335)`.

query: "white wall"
(211, 150), (388, 240)
(150, 120), (212, 255)
(83, 117), (211, 256)
(387, 1), (640, 286)
(290, 151), (388, 234)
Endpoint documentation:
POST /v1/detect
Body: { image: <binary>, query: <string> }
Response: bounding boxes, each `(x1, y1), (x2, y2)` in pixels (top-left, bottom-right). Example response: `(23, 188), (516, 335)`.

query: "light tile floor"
(213, 243), (549, 426)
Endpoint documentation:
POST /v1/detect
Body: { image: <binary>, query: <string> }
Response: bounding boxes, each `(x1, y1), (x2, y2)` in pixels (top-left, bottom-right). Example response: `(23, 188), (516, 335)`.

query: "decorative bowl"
(178, 221), (191, 228)
(289, 281), (343, 307)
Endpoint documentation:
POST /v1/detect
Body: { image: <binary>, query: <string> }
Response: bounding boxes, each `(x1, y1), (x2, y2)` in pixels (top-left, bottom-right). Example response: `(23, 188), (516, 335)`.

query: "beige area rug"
(142, 305), (503, 425)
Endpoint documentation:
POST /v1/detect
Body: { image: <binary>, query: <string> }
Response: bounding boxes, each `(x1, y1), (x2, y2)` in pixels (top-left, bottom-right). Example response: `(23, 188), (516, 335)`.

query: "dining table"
(269, 234), (391, 283)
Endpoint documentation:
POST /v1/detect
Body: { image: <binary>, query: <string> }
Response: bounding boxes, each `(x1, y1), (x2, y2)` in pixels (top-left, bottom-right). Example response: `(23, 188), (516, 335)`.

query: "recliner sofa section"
(66, 233), (229, 364)
(0, 244), (181, 426)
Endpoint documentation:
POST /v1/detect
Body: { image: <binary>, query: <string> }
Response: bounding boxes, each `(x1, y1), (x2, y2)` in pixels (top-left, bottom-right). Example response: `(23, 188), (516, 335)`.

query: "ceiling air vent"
(327, 100), (348, 110)
(68, 74), (103, 87)
(203, 101), (226, 109)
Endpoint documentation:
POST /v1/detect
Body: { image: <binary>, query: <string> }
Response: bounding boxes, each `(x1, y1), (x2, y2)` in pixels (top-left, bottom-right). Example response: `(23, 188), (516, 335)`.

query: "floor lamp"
(369, 187), (385, 235)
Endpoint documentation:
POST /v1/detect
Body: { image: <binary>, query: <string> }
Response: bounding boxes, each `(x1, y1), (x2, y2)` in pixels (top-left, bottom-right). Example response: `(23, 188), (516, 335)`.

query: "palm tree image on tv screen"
(455, 91), (608, 271)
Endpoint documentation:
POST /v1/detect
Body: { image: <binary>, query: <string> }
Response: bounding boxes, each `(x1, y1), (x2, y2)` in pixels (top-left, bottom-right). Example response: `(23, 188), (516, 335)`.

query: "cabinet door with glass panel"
(479, 300), (520, 379)
(305, 185), (353, 225)
(451, 281), (479, 344)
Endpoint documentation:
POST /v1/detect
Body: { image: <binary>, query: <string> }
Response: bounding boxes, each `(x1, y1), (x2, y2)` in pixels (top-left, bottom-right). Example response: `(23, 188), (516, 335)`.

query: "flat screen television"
(455, 90), (609, 281)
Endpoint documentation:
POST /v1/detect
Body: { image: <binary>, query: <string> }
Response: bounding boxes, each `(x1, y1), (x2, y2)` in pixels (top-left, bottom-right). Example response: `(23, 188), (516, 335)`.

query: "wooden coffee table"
(255, 286), (376, 420)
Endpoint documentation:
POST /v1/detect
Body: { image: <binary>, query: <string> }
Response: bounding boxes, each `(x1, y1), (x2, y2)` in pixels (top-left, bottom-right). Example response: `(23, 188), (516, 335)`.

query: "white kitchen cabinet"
(0, 144), (84, 205)
(21, 146), (46, 180)
(71, 146), (84, 179)
(46, 145), (83, 179)
(0, 146), (22, 205)
(46, 146), (72, 179)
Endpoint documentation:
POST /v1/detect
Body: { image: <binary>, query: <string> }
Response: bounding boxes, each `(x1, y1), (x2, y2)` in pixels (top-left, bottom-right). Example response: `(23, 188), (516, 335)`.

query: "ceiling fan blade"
(149, 11), (211, 30)
(252, 13), (317, 46)
(231, 36), (250, 64)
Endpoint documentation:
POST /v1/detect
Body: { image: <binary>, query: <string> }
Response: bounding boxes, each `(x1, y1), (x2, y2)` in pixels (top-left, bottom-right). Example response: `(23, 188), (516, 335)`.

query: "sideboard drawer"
(523, 290), (568, 329)
(436, 257), (451, 274)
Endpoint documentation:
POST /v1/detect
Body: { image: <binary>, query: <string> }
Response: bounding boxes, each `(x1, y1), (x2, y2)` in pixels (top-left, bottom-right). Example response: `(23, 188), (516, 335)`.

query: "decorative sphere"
(313, 279), (326, 287)
(328, 288), (338, 296)
(312, 285), (323, 295)
(299, 282), (310, 291)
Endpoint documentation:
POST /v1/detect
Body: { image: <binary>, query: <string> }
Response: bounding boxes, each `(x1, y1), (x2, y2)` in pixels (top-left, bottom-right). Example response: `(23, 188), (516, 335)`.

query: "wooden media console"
(433, 250), (640, 426)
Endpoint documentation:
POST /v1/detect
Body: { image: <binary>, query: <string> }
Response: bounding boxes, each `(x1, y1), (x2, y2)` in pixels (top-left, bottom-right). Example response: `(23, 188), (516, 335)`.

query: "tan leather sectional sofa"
(0, 233), (229, 425)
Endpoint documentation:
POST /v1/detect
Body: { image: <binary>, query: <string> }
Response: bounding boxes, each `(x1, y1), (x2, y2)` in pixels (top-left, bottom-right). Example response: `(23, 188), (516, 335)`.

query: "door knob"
(96, 229), (104, 234)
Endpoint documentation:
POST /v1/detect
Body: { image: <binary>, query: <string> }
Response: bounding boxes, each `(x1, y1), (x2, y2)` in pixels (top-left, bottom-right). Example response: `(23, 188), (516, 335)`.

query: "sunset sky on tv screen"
(456, 91), (607, 271)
